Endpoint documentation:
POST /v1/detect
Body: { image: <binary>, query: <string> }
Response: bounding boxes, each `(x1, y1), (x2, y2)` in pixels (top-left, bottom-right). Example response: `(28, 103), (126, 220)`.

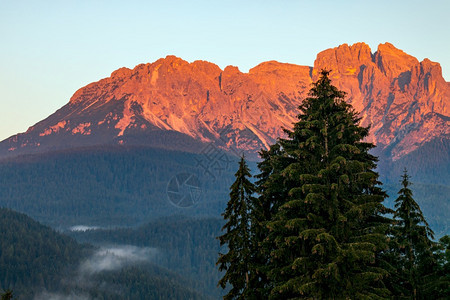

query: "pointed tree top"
(320, 69), (331, 77)
(401, 168), (411, 188)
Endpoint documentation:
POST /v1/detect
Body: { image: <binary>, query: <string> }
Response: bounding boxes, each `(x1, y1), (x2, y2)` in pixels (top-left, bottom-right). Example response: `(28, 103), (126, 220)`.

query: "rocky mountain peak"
(111, 67), (133, 79)
(374, 42), (419, 79)
(1, 43), (448, 162)
(312, 42), (372, 79)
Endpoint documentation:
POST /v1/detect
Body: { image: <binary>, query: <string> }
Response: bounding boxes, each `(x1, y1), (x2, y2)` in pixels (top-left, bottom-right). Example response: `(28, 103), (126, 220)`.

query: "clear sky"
(1, 0), (449, 141)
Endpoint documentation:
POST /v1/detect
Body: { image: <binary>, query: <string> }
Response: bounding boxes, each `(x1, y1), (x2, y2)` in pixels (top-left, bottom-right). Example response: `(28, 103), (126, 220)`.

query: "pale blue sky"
(1, 0), (449, 141)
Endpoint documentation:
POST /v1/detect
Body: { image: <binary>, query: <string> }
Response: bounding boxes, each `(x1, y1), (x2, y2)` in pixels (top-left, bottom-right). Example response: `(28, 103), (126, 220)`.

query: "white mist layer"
(33, 245), (157, 299)
(69, 225), (100, 232)
(79, 245), (157, 275)
(34, 291), (89, 300)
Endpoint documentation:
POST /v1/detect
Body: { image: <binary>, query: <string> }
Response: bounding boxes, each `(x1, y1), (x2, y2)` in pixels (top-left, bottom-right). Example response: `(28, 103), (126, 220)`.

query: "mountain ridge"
(1, 42), (448, 162)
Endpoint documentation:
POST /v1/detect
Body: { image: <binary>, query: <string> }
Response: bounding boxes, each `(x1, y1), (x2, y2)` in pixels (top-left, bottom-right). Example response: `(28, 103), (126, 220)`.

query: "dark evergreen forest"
(0, 208), (215, 299)
(0, 146), (241, 228)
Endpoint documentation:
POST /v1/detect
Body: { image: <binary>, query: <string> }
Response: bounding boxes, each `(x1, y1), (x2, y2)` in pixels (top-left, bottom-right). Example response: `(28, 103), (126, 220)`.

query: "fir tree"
(250, 143), (290, 297)
(217, 156), (257, 299)
(390, 169), (439, 299)
(260, 70), (392, 299)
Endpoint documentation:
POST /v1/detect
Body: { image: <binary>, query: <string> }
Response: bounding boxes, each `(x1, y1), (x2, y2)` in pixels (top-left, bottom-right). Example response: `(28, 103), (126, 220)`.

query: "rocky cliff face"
(313, 42), (449, 159)
(1, 43), (448, 161)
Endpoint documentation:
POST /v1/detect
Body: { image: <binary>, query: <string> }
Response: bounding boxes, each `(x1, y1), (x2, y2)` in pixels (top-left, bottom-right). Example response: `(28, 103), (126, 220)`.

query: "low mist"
(34, 291), (90, 300)
(69, 225), (101, 232)
(79, 245), (157, 275)
(33, 245), (158, 300)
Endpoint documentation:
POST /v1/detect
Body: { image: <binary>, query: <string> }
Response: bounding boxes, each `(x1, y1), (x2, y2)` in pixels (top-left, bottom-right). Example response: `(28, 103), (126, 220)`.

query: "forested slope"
(70, 216), (225, 299)
(0, 208), (212, 299)
(0, 146), (239, 228)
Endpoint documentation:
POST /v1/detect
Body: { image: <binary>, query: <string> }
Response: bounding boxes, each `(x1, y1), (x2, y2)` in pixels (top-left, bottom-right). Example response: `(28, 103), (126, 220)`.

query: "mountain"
(1, 42), (448, 163)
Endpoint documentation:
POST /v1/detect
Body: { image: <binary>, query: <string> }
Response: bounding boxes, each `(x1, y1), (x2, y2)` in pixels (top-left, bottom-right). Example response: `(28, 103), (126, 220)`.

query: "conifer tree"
(390, 169), (438, 299)
(250, 143), (290, 297)
(217, 156), (256, 299)
(260, 70), (392, 299)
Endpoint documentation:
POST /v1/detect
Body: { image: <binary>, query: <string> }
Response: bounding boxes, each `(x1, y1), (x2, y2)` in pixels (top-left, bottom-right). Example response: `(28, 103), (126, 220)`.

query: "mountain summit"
(1, 43), (449, 161)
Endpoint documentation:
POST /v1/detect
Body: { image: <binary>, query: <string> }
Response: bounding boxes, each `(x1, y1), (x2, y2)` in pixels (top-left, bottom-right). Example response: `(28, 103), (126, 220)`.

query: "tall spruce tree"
(217, 156), (257, 299)
(390, 169), (438, 299)
(259, 70), (392, 299)
(250, 143), (291, 297)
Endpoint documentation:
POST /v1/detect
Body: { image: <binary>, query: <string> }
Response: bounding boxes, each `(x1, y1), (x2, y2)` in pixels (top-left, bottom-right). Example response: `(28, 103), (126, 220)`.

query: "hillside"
(0, 146), (240, 228)
(70, 216), (225, 299)
(0, 208), (84, 297)
(0, 208), (212, 299)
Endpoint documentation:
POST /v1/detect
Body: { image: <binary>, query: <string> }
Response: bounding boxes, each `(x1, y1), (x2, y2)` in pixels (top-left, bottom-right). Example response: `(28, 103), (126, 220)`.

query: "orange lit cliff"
(1, 43), (448, 161)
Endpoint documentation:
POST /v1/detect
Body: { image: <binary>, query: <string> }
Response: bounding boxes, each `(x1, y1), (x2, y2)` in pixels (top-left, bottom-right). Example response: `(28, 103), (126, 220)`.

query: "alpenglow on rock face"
(1, 43), (449, 161)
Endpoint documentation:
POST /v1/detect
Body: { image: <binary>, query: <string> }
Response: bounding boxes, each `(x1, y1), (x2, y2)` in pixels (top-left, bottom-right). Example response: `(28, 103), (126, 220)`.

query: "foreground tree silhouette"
(390, 170), (440, 299)
(259, 70), (392, 298)
(217, 156), (257, 299)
